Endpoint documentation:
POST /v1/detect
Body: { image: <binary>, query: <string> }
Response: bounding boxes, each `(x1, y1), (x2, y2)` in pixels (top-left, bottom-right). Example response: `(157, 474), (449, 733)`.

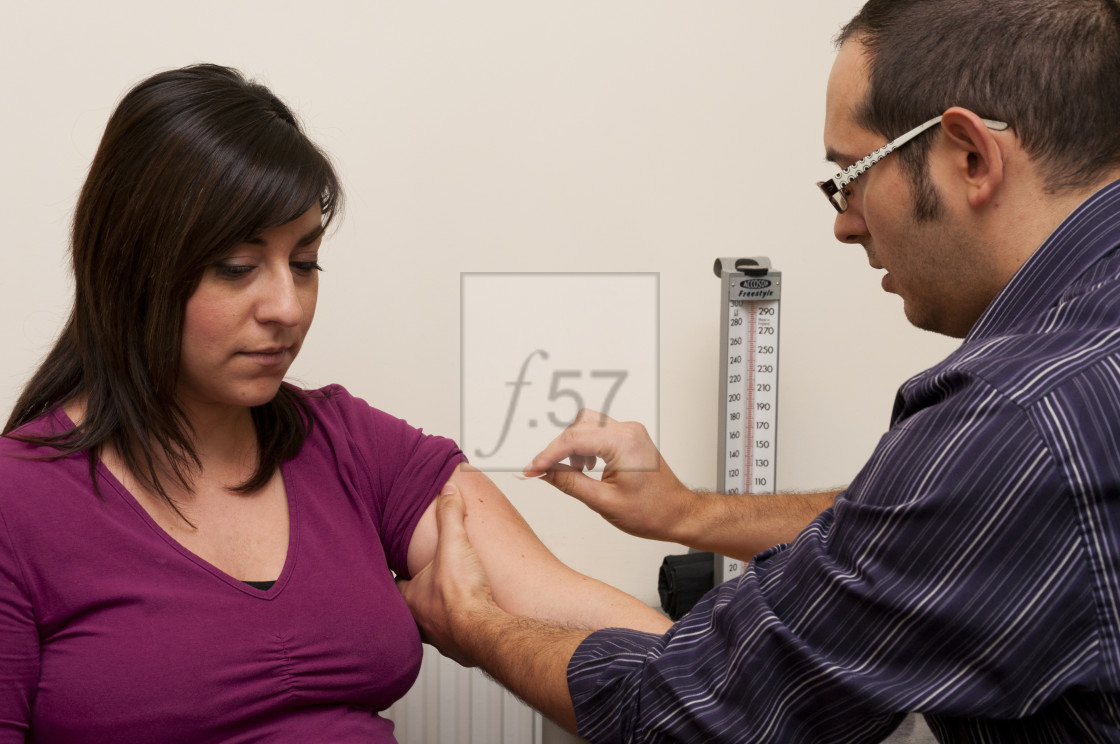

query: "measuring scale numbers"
(714, 257), (780, 583)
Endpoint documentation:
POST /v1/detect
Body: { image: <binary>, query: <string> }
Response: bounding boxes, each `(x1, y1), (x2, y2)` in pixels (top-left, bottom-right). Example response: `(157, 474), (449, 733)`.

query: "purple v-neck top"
(0, 384), (464, 743)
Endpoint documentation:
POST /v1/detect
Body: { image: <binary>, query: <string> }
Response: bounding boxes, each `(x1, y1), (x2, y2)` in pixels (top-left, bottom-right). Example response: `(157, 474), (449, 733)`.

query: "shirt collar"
(967, 177), (1120, 341)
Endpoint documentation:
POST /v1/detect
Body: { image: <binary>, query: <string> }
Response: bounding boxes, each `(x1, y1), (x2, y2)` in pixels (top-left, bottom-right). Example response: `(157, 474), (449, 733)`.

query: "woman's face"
(178, 205), (323, 416)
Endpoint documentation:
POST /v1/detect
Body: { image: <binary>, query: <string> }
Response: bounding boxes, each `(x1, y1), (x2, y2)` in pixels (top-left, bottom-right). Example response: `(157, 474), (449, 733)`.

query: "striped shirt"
(568, 179), (1120, 743)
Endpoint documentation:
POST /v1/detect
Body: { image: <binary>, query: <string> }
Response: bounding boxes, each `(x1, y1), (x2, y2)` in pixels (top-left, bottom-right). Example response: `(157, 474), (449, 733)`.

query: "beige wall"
(1, 1), (958, 607)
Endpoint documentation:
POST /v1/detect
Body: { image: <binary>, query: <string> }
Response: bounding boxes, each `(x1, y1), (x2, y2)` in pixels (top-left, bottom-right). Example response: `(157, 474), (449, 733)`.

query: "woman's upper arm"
(407, 463), (671, 634)
(406, 463), (559, 596)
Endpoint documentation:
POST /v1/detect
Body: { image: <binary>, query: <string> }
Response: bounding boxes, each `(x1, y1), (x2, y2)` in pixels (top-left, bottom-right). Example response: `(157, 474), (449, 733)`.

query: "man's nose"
(833, 204), (868, 245)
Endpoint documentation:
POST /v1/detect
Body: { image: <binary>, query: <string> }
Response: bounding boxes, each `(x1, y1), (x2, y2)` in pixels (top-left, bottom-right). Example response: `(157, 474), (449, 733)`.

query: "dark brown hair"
(4, 64), (342, 504)
(839, 0), (1120, 196)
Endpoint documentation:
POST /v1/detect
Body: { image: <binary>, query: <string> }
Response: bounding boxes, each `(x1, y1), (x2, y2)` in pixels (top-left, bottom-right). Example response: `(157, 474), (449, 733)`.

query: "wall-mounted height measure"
(714, 257), (781, 584)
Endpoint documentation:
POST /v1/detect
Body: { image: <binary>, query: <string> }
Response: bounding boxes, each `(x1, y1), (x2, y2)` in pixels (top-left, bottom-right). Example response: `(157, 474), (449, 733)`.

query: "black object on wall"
(658, 551), (715, 620)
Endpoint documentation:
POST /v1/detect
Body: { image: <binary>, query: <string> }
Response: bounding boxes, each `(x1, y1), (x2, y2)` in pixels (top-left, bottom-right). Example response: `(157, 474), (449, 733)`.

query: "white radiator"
(385, 647), (542, 743)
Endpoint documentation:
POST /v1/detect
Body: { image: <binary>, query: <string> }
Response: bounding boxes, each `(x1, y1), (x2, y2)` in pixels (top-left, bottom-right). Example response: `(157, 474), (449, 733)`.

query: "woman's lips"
(241, 348), (289, 366)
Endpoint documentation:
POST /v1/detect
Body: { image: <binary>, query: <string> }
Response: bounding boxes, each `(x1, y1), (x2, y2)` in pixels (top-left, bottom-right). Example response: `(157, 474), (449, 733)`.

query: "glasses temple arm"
(829, 116), (1008, 189)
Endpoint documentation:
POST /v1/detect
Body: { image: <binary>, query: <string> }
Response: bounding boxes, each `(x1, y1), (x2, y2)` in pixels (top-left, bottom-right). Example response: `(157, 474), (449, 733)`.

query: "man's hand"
(398, 483), (499, 668)
(522, 409), (697, 544)
(399, 481), (592, 731)
(524, 409), (839, 558)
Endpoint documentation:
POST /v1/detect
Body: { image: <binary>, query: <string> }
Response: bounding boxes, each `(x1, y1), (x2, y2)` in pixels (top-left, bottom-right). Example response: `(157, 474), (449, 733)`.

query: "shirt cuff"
(567, 627), (663, 742)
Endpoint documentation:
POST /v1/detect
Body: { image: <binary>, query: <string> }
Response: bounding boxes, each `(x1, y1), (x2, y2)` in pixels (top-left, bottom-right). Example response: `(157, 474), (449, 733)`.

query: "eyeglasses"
(817, 115), (1008, 214)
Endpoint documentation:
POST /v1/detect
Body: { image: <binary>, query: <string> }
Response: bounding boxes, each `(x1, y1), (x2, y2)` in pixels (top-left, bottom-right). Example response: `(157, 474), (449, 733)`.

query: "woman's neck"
(63, 395), (260, 496)
(179, 399), (257, 465)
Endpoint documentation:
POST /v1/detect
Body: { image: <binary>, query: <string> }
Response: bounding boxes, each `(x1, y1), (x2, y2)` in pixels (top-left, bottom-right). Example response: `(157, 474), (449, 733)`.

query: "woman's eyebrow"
(297, 224), (326, 247)
(242, 224), (325, 247)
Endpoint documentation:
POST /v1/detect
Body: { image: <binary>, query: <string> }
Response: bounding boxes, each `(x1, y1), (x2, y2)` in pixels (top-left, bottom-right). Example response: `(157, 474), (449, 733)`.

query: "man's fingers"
(572, 408), (615, 426)
(568, 454), (597, 472)
(397, 481), (489, 667)
(522, 409), (619, 476)
(537, 463), (618, 516)
(538, 461), (581, 492)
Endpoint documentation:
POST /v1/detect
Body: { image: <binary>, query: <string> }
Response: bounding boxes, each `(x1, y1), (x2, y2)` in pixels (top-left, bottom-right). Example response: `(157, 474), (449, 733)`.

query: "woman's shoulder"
(0, 409), (89, 518)
(294, 383), (392, 424)
(289, 382), (459, 460)
(0, 408), (75, 458)
(292, 383), (415, 429)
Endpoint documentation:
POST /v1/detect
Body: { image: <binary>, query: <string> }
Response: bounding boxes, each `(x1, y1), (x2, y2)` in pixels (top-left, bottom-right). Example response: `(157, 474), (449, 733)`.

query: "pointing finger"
(522, 410), (620, 476)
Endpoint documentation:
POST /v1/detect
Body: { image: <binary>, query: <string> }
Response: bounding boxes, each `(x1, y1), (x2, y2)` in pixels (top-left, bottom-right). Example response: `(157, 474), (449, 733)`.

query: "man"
(400, 1), (1120, 740)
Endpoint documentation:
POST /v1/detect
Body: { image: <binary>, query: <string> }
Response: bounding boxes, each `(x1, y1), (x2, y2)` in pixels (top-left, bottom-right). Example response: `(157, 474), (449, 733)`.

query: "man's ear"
(939, 106), (1006, 208)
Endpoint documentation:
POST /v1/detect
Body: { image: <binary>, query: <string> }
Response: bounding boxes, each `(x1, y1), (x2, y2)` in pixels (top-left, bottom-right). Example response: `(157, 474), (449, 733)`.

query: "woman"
(0, 64), (670, 743)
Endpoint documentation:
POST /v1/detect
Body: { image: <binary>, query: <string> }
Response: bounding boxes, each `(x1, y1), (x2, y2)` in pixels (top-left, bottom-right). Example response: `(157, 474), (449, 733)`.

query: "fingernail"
(514, 472), (546, 480)
(440, 482), (458, 496)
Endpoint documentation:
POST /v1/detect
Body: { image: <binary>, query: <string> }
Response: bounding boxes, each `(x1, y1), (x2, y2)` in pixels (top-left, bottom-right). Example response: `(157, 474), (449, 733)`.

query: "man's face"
(823, 41), (992, 338)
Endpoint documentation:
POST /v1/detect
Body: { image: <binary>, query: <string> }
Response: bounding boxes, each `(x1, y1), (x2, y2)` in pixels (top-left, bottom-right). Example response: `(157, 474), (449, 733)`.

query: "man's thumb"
(435, 482), (466, 539)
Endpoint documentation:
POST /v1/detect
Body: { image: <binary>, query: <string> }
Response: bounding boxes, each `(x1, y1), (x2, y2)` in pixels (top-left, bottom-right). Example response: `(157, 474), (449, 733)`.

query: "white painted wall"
(3, 0), (958, 623)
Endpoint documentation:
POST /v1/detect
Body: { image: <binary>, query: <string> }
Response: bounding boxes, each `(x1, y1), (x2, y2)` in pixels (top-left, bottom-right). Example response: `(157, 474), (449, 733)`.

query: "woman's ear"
(939, 106), (1006, 208)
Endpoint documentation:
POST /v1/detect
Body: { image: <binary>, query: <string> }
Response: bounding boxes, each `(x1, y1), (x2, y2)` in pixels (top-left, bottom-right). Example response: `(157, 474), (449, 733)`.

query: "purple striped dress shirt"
(568, 179), (1120, 743)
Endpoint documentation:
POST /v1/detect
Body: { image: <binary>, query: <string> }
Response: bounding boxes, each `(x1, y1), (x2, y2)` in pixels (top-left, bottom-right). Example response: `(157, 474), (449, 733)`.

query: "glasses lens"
(817, 181), (846, 214)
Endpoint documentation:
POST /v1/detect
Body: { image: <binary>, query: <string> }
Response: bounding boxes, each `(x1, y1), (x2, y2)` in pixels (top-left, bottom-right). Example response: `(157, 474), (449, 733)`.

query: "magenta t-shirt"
(0, 384), (464, 743)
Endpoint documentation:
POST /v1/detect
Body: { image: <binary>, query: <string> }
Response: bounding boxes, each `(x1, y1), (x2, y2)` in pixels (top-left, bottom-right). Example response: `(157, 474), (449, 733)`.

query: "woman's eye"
(291, 261), (323, 275)
(215, 263), (254, 279)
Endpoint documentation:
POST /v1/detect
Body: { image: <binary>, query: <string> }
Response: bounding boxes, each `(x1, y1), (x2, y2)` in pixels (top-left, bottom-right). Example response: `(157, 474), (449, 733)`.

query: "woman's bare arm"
(406, 463), (672, 635)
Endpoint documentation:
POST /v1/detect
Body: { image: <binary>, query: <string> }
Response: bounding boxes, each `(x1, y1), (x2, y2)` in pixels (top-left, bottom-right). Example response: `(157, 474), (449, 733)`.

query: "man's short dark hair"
(840, 0), (1120, 195)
